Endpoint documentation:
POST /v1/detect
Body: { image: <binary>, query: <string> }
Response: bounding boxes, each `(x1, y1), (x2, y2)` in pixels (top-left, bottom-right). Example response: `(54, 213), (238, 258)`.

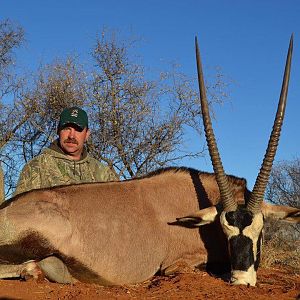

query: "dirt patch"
(0, 266), (298, 299)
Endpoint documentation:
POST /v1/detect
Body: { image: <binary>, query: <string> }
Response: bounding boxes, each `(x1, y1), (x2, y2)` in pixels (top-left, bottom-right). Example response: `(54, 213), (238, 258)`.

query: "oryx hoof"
(20, 260), (45, 282)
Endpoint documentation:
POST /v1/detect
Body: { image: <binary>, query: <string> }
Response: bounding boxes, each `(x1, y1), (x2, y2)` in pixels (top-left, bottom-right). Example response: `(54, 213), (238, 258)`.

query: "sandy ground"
(0, 266), (298, 299)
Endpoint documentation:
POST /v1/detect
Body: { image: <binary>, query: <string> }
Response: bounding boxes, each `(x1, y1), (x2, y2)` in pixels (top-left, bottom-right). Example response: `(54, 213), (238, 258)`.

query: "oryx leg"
(163, 260), (195, 275)
(0, 256), (76, 284)
(0, 260), (43, 281)
(37, 256), (76, 284)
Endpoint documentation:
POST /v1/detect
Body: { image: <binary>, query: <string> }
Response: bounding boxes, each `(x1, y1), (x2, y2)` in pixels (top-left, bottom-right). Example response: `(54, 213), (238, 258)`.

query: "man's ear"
(85, 129), (91, 142)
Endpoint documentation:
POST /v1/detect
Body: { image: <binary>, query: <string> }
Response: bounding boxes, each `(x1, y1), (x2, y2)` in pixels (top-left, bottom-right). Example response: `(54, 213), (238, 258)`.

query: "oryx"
(0, 36), (297, 287)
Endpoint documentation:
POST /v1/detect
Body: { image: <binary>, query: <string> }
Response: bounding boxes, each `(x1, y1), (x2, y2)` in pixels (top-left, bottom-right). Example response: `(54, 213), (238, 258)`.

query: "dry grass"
(261, 219), (300, 271)
(261, 238), (300, 270)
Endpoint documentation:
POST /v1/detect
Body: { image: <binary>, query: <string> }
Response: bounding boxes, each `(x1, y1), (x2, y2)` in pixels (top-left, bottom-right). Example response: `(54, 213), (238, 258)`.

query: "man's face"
(58, 124), (90, 160)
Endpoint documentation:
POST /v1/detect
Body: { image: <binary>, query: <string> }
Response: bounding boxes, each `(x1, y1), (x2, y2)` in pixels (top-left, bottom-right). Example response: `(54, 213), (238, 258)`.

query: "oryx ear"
(172, 206), (219, 227)
(261, 202), (300, 224)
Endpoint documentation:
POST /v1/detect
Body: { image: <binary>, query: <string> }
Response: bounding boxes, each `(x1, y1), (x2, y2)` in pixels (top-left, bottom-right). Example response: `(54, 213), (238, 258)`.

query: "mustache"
(63, 138), (78, 145)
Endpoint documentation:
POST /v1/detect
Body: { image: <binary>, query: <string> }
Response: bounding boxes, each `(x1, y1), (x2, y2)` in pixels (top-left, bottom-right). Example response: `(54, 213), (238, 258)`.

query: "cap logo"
(71, 109), (79, 118)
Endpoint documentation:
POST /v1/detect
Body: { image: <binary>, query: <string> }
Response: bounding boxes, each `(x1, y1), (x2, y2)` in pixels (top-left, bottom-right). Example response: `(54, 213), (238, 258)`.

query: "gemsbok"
(0, 36), (298, 287)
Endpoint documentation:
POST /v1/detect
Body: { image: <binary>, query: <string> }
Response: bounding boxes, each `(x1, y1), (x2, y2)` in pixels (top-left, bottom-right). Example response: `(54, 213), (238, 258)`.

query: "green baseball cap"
(58, 107), (88, 131)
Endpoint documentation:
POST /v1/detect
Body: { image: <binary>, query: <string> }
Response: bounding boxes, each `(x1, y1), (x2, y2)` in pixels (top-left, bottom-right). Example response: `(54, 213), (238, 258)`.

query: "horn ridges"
(195, 37), (237, 212)
(247, 35), (293, 213)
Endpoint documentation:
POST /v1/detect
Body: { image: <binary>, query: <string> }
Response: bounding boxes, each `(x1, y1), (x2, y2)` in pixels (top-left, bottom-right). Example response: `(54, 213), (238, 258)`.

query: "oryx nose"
(230, 270), (256, 286)
(231, 277), (249, 285)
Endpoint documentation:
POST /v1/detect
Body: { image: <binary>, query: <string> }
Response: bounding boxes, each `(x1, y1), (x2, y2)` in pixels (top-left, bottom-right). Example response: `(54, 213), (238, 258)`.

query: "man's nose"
(68, 128), (75, 138)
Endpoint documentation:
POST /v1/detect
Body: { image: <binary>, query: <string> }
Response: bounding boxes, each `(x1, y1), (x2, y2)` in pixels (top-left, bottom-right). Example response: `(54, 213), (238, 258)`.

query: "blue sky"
(1, 0), (300, 189)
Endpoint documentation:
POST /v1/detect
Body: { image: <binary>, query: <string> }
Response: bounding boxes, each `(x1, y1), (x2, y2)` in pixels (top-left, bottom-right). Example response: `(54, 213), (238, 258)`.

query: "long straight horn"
(195, 37), (237, 212)
(247, 35), (293, 214)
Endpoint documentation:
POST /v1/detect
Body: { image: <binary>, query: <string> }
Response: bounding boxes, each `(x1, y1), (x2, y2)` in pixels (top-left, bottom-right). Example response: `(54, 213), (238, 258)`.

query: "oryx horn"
(247, 35), (293, 214)
(195, 36), (237, 212)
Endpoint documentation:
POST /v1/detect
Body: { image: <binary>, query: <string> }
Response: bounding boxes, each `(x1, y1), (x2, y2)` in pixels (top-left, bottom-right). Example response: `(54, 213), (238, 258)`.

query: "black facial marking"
(225, 209), (253, 232)
(224, 210), (264, 272)
(229, 235), (254, 271)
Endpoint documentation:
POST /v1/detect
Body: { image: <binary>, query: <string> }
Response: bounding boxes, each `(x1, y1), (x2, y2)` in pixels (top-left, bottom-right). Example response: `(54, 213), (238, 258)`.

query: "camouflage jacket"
(14, 140), (117, 196)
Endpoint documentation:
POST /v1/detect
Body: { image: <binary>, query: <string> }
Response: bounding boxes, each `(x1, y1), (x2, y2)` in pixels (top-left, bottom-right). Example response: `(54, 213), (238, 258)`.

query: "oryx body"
(0, 168), (297, 286)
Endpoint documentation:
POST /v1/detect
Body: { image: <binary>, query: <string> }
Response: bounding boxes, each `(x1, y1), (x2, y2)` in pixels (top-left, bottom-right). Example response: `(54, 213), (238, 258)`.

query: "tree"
(262, 158), (300, 269)
(87, 30), (229, 179)
(0, 19), (24, 99)
(0, 18), (26, 150)
(0, 19), (25, 198)
(266, 158), (300, 208)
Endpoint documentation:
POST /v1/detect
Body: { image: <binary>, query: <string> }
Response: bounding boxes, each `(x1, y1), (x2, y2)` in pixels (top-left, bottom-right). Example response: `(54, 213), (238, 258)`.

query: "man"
(14, 106), (117, 196)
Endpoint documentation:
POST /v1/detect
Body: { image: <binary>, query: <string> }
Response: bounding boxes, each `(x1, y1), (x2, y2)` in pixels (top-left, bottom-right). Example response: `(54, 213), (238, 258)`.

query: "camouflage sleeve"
(14, 158), (42, 196)
(89, 158), (119, 182)
(102, 165), (119, 181)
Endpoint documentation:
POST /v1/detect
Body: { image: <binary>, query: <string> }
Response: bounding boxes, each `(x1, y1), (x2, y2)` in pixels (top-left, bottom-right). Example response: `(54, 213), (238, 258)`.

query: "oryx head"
(179, 36), (293, 286)
(198, 36), (293, 286)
